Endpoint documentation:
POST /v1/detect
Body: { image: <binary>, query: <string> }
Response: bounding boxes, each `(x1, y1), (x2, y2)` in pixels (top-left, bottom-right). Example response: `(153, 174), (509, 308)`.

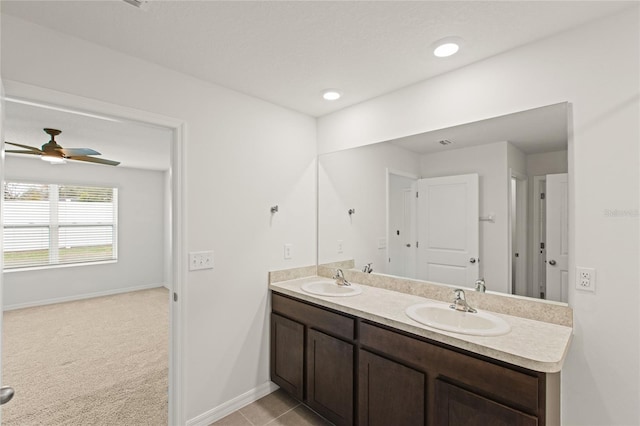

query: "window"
(3, 182), (118, 270)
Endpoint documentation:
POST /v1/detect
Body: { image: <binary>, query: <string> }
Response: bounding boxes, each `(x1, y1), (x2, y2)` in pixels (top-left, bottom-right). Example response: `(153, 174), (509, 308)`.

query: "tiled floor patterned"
(211, 389), (331, 426)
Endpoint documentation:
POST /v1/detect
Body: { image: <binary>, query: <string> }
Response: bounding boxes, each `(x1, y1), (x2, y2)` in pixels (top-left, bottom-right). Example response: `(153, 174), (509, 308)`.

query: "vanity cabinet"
(270, 313), (304, 399)
(271, 292), (558, 426)
(434, 380), (537, 426)
(359, 321), (545, 426)
(358, 349), (425, 426)
(271, 293), (355, 426)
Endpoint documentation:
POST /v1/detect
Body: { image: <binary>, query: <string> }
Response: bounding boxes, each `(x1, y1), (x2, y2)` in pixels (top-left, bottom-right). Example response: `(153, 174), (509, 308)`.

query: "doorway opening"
(509, 170), (528, 297)
(0, 82), (185, 425)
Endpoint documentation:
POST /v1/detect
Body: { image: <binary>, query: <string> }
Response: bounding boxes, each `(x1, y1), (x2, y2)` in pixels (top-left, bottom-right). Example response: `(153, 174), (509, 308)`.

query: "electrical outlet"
(337, 240), (344, 254)
(378, 238), (387, 249)
(284, 244), (293, 260)
(189, 251), (213, 271)
(576, 267), (596, 292)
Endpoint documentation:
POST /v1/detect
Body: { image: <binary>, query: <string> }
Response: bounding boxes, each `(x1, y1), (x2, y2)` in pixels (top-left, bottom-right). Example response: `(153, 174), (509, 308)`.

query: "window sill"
(3, 260), (118, 274)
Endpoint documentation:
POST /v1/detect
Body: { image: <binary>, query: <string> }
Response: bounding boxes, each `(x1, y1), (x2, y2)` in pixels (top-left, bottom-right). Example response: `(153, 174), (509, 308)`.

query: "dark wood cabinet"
(358, 349), (425, 426)
(271, 293), (355, 424)
(270, 313), (304, 400)
(271, 291), (559, 426)
(307, 329), (354, 426)
(435, 380), (538, 426)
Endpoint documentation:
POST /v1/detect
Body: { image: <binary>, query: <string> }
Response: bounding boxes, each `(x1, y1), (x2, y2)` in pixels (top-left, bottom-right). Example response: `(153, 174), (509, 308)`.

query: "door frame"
(508, 169), (528, 296)
(386, 168), (419, 277)
(1, 80), (187, 425)
(532, 176), (546, 299)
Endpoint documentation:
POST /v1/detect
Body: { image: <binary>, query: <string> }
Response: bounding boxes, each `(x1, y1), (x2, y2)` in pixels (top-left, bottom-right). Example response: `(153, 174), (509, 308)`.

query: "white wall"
(527, 150), (568, 177)
(1, 15), (317, 423)
(421, 142), (509, 293)
(318, 8), (640, 426)
(318, 141), (420, 273)
(3, 157), (166, 309)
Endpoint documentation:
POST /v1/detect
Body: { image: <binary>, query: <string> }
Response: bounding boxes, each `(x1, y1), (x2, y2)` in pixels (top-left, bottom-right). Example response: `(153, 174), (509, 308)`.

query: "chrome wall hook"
(270, 205), (279, 214)
(348, 208), (356, 216)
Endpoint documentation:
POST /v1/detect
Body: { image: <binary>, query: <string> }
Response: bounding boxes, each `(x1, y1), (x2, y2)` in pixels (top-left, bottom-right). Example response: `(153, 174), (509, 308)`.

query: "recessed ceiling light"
(432, 37), (463, 58)
(322, 89), (342, 101)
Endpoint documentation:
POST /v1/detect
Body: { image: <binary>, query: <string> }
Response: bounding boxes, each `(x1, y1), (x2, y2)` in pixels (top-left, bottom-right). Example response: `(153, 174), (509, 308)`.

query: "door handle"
(0, 386), (15, 405)
(549, 260), (557, 266)
(406, 244), (411, 247)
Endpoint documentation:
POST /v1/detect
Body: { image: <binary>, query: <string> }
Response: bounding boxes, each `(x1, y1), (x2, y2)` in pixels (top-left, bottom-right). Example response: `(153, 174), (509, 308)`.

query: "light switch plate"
(189, 251), (213, 271)
(284, 243), (293, 260)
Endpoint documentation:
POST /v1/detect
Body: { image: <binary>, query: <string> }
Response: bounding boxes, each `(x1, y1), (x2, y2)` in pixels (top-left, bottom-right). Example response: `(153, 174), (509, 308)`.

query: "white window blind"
(3, 182), (118, 270)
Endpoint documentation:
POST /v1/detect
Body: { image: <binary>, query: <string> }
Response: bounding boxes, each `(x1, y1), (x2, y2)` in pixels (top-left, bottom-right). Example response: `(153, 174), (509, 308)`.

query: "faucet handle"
(453, 288), (466, 300)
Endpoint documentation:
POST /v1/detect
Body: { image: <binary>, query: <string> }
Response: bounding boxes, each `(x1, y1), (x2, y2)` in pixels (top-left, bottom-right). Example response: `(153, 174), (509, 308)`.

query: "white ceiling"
(1, 1), (629, 169)
(391, 102), (568, 155)
(1, 0), (633, 117)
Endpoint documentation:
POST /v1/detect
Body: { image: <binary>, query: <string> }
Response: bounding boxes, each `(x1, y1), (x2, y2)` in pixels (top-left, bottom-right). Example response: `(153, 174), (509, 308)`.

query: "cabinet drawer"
(360, 321), (540, 414)
(272, 292), (355, 341)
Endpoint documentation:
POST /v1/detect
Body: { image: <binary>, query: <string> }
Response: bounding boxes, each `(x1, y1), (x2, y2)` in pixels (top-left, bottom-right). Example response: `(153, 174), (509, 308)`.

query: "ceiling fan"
(4, 128), (120, 166)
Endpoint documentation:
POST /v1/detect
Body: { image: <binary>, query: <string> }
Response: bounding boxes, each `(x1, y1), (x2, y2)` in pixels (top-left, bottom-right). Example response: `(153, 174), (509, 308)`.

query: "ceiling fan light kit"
(5, 128), (120, 166)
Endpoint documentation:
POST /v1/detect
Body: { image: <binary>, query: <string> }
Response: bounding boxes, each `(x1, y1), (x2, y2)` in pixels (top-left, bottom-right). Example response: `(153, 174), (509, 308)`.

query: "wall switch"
(576, 267), (596, 292)
(337, 240), (344, 254)
(189, 251), (213, 271)
(284, 244), (293, 260)
(378, 238), (387, 249)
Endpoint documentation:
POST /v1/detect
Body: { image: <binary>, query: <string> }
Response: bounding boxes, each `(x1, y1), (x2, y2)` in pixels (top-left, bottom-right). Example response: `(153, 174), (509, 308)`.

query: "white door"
(546, 173), (569, 303)
(417, 174), (479, 286)
(388, 174), (417, 277)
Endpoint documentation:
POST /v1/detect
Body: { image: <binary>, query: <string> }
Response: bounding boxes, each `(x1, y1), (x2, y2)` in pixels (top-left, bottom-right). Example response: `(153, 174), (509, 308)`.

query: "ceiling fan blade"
(58, 147), (101, 157)
(5, 150), (42, 155)
(5, 141), (44, 153)
(68, 156), (120, 166)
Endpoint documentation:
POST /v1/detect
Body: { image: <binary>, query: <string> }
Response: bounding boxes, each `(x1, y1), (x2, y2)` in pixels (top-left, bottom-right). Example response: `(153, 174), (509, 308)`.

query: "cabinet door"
(435, 380), (538, 426)
(271, 313), (304, 400)
(358, 349), (425, 426)
(307, 329), (354, 426)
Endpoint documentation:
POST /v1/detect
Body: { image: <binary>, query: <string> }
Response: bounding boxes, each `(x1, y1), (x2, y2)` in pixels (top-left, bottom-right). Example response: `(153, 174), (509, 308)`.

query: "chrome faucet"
(474, 278), (486, 293)
(333, 269), (351, 286)
(362, 263), (373, 273)
(450, 289), (477, 313)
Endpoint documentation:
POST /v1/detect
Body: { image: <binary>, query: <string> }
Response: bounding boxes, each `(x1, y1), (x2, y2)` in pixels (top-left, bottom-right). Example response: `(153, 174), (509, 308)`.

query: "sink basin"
(301, 280), (363, 297)
(405, 302), (511, 336)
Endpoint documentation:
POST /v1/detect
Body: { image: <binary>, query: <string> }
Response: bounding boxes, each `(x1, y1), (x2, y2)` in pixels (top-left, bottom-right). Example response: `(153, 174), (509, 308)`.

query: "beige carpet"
(2, 287), (169, 425)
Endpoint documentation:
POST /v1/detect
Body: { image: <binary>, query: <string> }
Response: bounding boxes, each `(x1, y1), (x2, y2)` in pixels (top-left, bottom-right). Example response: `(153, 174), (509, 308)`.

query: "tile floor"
(211, 389), (332, 426)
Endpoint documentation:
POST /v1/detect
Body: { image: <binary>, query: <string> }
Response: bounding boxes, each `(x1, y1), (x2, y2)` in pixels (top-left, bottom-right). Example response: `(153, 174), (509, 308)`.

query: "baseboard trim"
(186, 381), (279, 426)
(3, 283), (166, 311)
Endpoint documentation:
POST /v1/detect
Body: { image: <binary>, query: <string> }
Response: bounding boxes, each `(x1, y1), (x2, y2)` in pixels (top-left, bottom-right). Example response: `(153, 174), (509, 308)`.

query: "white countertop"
(270, 276), (573, 373)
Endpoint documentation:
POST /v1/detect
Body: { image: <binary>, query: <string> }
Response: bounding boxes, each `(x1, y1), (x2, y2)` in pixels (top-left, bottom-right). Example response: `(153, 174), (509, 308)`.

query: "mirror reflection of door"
(533, 177), (547, 299)
(545, 173), (569, 303)
(417, 173), (479, 287)
(510, 171), (528, 296)
(388, 172), (418, 278)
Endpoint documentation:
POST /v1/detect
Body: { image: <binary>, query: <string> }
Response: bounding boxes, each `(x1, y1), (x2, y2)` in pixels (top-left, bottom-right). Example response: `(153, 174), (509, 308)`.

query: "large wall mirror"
(318, 102), (570, 303)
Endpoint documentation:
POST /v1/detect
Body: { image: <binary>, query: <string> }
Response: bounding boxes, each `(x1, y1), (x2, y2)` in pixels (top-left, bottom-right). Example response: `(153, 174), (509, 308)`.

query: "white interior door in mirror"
(545, 173), (569, 303)
(388, 174), (417, 278)
(417, 174), (479, 286)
